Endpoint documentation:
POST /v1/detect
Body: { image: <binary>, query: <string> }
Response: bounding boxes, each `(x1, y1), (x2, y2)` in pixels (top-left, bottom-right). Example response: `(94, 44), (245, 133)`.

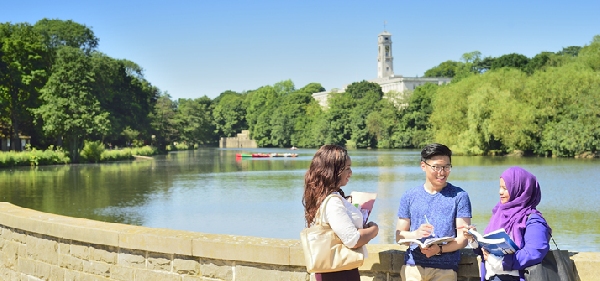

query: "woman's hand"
(482, 248), (490, 261)
(365, 221), (379, 235)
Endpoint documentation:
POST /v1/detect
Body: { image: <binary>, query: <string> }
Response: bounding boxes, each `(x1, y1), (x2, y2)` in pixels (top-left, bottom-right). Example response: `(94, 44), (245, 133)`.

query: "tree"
(212, 92), (247, 137)
(473, 56), (496, 73)
(149, 92), (178, 150)
(424, 60), (462, 78)
(0, 23), (48, 150)
(90, 54), (158, 145)
(557, 46), (582, 57)
(345, 80), (383, 99)
(296, 82), (325, 94)
(491, 53), (530, 71)
(524, 52), (553, 75)
(34, 18), (98, 55)
(349, 92), (380, 148)
(34, 46), (110, 162)
(175, 97), (215, 146)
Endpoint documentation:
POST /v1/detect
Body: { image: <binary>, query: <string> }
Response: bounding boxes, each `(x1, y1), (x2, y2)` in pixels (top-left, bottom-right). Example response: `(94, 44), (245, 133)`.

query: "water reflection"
(0, 148), (598, 252)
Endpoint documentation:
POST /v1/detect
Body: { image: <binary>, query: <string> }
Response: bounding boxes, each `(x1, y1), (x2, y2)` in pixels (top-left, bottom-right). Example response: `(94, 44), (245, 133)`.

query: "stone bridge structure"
(0, 202), (597, 280)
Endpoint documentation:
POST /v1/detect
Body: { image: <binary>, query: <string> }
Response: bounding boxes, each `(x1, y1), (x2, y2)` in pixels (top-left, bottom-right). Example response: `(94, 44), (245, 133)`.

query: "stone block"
(193, 235), (296, 266)
(82, 260), (111, 277)
(198, 258), (233, 281)
(147, 252), (172, 271)
(572, 252), (600, 281)
(58, 239), (71, 255)
(118, 249), (146, 269)
(17, 258), (36, 276)
(50, 216), (131, 247)
(26, 234), (59, 265)
(49, 265), (65, 281)
(134, 269), (181, 281)
(70, 242), (91, 260)
(120, 227), (194, 256)
(173, 257), (200, 275)
(34, 260), (52, 280)
(457, 250), (480, 278)
(91, 245), (118, 264)
(59, 254), (84, 271)
(2, 240), (19, 268)
(361, 244), (403, 272)
(76, 271), (113, 281)
(235, 264), (307, 281)
(64, 270), (81, 281)
(110, 265), (135, 281)
(182, 276), (213, 281)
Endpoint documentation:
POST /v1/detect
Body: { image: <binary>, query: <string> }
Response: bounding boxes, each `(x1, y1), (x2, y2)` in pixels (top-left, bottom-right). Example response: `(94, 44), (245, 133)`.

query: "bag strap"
(314, 193), (345, 226)
(527, 213), (559, 250)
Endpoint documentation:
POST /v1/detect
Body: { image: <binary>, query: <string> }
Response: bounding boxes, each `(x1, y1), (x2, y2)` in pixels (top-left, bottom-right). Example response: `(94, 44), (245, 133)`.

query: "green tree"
(424, 60), (462, 78)
(90, 54), (159, 145)
(557, 46), (582, 57)
(33, 18), (98, 55)
(322, 92), (356, 145)
(212, 92), (247, 137)
(149, 93), (178, 150)
(295, 82), (325, 94)
(34, 46), (110, 162)
(175, 97), (215, 146)
(396, 83), (439, 148)
(0, 22), (48, 150)
(491, 53), (530, 71)
(578, 35), (600, 71)
(524, 52), (553, 75)
(345, 80), (383, 99)
(349, 91), (380, 148)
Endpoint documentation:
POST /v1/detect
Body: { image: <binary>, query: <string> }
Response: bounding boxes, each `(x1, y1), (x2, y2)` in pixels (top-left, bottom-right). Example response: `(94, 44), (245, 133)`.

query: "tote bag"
(300, 194), (365, 273)
(524, 238), (576, 281)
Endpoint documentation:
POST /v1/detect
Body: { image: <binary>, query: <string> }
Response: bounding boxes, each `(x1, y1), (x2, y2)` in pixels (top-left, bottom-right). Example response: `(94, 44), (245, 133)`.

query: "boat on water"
(235, 153), (298, 158)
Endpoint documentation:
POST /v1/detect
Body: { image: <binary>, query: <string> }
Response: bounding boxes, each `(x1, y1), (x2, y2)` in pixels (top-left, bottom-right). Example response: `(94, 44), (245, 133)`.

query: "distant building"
(312, 30), (451, 107)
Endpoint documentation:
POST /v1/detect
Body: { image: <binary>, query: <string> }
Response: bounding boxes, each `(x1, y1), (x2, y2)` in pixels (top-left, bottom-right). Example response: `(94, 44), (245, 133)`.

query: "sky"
(4, 0), (600, 100)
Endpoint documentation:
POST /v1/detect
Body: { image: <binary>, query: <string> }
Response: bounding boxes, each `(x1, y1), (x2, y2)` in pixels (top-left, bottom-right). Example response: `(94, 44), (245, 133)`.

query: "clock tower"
(377, 31), (394, 78)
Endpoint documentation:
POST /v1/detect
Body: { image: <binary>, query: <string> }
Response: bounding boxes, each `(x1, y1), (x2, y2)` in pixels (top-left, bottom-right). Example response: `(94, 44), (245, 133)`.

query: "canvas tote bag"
(300, 194), (365, 273)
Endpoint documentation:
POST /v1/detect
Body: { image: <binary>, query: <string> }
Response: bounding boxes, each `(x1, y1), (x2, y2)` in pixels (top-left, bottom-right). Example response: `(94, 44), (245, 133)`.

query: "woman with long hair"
(302, 144), (379, 281)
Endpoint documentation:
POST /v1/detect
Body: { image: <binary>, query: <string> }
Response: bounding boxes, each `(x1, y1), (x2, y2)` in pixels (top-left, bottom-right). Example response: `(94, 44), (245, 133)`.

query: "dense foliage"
(1, 19), (598, 161)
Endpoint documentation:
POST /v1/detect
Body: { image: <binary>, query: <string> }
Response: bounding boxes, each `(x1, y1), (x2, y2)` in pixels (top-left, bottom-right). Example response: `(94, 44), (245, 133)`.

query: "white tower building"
(377, 31), (394, 78)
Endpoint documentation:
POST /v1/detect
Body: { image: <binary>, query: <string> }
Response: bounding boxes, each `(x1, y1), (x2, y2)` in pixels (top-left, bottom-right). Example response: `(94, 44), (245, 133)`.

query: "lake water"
(1, 148), (598, 252)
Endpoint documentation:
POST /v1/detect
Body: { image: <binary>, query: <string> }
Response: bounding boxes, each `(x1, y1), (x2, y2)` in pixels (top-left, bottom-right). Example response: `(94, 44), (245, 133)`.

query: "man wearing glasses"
(395, 143), (473, 281)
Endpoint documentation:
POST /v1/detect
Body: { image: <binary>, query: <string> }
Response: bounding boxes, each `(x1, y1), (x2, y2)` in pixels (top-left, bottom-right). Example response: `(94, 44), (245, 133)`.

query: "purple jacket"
(475, 214), (550, 281)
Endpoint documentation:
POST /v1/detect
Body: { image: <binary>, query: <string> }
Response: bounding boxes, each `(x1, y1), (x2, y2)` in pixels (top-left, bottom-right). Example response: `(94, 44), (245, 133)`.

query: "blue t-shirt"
(397, 182), (472, 271)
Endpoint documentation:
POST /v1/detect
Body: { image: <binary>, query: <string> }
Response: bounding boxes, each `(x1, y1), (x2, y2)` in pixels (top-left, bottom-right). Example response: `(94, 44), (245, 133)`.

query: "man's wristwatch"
(436, 244), (443, 255)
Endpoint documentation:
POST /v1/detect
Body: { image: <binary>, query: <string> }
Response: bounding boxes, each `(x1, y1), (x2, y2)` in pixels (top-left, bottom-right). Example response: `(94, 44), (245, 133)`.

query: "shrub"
(80, 141), (105, 163)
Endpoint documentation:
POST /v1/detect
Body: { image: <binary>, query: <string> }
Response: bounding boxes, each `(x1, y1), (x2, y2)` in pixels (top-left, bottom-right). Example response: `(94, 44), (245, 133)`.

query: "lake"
(1, 148), (598, 252)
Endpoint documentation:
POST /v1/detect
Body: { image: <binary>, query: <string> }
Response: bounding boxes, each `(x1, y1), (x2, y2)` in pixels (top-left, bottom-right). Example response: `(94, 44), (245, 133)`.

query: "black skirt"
(315, 268), (360, 281)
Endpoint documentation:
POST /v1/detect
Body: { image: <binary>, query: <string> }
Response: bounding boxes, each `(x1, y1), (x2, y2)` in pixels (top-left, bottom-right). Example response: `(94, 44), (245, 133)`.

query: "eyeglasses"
(423, 161), (452, 172)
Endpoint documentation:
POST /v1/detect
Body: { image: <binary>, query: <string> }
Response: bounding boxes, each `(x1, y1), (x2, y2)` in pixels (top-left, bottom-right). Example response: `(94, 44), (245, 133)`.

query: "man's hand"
(421, 244), (441, 258)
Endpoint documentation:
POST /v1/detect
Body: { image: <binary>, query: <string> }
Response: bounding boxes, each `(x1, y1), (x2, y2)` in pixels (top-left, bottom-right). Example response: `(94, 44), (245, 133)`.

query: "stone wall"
(219, 130), (257, 148)
(0, 202), (597, 281)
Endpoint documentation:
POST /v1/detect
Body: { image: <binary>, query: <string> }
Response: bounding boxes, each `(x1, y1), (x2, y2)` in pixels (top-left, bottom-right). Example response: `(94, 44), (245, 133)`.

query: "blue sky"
(4, 0), (600, 100)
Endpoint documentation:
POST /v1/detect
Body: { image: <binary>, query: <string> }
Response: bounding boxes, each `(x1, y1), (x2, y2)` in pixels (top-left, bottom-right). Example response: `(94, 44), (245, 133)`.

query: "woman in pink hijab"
(469, 166), (551, 281)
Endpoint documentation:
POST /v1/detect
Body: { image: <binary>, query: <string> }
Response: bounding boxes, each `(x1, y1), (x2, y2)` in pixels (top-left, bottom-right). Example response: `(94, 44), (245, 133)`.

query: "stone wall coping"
(0, 202), (598, 280)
